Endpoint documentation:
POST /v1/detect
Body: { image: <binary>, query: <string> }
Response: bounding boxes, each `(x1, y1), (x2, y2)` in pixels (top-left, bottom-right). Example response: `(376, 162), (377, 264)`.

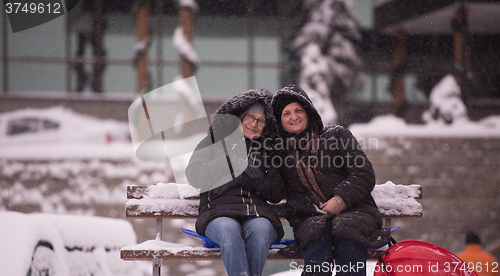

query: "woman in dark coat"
(185, 88), (285, 276)
(271, 85), (390, 276)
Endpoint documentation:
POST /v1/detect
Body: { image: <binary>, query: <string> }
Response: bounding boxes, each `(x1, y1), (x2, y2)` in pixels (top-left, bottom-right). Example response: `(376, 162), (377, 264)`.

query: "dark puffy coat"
(271, 85), (390, 257)
(185, 89), (285, 241)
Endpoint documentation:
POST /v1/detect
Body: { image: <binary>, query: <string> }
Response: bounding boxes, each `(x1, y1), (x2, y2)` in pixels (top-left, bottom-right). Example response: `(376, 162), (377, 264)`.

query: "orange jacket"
(456, 244), (499, 276)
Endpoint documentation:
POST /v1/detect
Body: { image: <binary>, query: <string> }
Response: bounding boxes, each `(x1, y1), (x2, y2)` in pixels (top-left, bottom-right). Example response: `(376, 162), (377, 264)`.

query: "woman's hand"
(319, 197), (343, 215)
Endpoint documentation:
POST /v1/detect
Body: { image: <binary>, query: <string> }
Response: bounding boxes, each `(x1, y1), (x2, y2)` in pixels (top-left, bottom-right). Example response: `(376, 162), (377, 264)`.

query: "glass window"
(156, 66), (180, 90)
(9, 62), (65, 92)
(196, 38), (248, 62)
(1, 7), (285, 96)
(5, 13), (67, 93)
(347, 74), (374, 102)
(352, 0), (374, 30)
(7, 118), (39, 136)
(7, 15), (65, 58)
(375, 73), (393, 101)
(7, 117), (59, 136)
(405, 74), (427, 102)
(255, 68), (279, 93)
(42, 119), (59, 130)
(105, 34), (135, 60)
(255, 37), (279, 63)
(196, 67), (248, 97)
(103, 64), (136, 93)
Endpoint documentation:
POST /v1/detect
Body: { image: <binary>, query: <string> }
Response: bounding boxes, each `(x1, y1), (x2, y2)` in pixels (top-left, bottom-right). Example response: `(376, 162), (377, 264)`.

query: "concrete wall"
(364, 137), (500, 255)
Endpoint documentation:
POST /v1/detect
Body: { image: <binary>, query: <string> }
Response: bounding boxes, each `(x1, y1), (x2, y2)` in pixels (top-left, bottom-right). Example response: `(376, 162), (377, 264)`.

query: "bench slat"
(121, 247), (385, 261)
(127, 183), (422, 200)
(125, 199), (199, 218)
(125, 203), (422, 219)
(125, 199), (423, 219)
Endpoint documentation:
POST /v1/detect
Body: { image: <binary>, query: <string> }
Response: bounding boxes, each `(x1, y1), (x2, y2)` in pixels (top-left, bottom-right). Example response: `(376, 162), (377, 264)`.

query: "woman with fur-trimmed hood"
(271, 85), (390, 276)
(186, 88), (284, 276)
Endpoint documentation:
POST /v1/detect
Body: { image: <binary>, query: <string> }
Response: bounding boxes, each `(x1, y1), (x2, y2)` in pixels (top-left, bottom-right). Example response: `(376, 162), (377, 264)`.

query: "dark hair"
(466, 231), (481, 244)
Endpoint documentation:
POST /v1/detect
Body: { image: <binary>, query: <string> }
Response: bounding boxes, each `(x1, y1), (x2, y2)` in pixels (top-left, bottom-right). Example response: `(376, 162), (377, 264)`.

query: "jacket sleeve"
(185, 135), (242, 191)
(330, 126), (376, 210)
(246, 166), (285, 203)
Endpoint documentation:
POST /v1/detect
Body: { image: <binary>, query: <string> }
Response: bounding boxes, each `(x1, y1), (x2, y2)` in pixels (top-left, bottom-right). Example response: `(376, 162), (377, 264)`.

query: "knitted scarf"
(290, 123), (327, 205)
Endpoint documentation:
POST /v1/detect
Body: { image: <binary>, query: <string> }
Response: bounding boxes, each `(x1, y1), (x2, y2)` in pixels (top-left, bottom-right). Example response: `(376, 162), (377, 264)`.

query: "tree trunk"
(136, 2), (150, 95)
(392, 29), (407, 117)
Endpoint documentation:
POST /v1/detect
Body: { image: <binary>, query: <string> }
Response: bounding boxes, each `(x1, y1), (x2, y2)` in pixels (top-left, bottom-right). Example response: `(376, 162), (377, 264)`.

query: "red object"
(106, 133), (113, 143)
(374, 240), (479, 276)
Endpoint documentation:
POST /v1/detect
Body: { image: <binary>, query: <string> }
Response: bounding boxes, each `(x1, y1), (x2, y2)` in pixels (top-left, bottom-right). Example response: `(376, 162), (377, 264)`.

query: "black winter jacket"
(185, 89), (285, 241)
(271, 85), (390, 257)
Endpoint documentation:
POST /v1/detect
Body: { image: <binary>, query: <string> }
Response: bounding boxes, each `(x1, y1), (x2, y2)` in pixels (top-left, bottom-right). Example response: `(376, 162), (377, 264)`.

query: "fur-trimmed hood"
(210, 88), (277, 141)
(271, 84), (324, 134)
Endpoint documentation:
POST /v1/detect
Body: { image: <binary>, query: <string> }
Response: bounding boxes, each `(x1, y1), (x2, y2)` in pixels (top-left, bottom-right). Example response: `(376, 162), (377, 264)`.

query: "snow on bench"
(120, 181), (422, 274)
(123, 181), (422, 219)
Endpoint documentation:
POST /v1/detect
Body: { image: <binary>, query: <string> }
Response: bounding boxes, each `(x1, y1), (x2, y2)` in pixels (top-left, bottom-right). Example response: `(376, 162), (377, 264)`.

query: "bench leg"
(153, 219), (162, 276)
(156, 219), (163, 240)
(384, 218), (392, 230)
(153, 256), (161, 276)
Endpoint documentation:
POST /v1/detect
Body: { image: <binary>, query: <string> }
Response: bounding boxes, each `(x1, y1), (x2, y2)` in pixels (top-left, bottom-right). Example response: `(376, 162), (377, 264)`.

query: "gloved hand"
(244, 165), (264, 179)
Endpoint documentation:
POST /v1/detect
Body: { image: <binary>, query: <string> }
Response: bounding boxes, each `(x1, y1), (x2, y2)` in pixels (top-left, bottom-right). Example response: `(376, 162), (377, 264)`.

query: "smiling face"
(241, 112), (266, 139)
(281, 102), (308, 134)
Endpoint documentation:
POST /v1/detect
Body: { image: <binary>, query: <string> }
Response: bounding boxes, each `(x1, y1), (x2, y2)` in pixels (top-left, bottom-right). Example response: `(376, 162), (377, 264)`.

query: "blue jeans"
(302, 219), (367, 276)
(205, 217), (278, 276)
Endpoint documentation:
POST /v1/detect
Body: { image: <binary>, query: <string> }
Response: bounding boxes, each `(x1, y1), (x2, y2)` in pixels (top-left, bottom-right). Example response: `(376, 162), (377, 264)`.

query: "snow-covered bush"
(422, 74), (468, 124)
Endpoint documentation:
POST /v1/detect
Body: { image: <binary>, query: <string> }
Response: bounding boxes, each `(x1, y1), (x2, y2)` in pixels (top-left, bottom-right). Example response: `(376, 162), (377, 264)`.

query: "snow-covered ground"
(0, 211), (149, 276)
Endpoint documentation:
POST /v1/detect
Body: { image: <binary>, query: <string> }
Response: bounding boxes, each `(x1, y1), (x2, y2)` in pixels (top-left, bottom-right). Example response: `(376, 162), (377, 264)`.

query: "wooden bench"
(121, 181), (422, 276)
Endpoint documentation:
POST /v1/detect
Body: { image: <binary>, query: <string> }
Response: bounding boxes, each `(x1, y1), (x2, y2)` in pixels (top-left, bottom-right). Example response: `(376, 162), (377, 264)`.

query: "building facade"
(1, 0), (499, 125)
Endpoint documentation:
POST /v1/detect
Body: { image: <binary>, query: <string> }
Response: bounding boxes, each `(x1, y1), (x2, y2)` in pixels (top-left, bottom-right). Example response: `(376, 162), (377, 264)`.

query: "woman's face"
(281, 102), (308, 134)
(241, 112), (266, 139)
